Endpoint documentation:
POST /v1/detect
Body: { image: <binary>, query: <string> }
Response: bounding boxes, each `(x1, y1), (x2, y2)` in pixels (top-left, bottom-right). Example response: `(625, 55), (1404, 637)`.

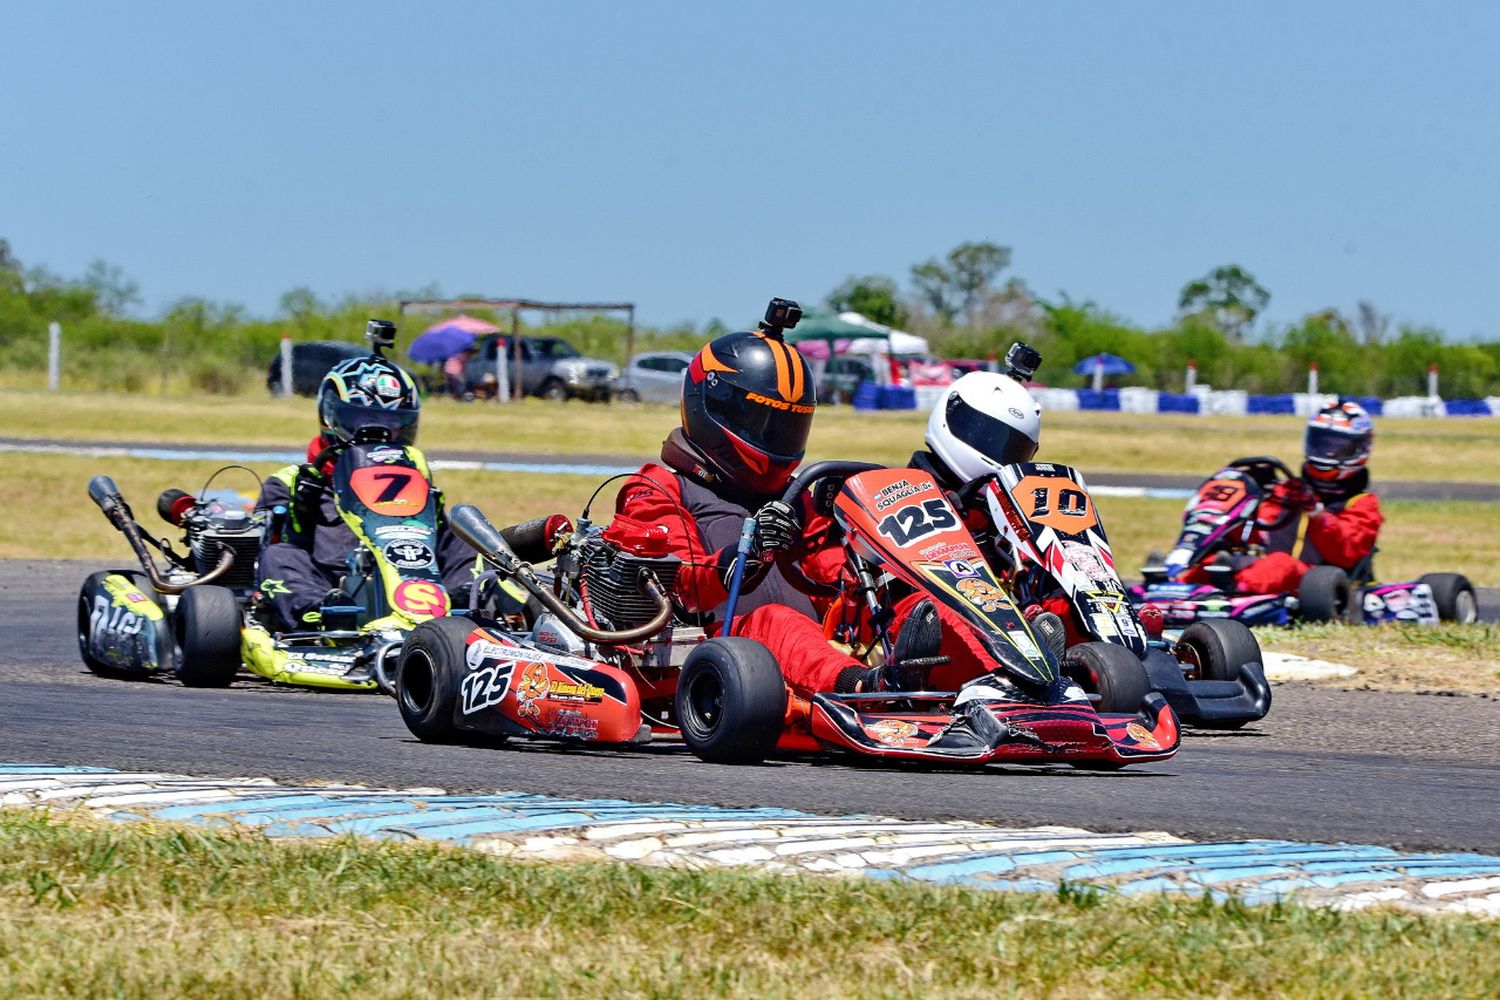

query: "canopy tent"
(1072, 352), (1136, 391)
(787, 310), (929, 361)
(407, 314), (503, 364)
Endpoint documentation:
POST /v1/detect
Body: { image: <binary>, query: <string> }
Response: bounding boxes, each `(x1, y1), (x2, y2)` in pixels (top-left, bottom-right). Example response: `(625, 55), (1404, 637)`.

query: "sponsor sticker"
(366, 445), (405, 465)
(545, 708), (600, 740)
(383, 540), (436, 570)
(392, 580), (448, 618)
(1125, 720), (1161, 750)
(866, 719), (920, 745)
(957, 577), (1006, 613)
(945, 558), (981, 578)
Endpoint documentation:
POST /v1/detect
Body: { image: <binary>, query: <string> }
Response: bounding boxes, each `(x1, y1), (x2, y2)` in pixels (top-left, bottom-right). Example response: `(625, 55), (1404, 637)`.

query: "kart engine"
(579, 525), (681, 631)
(160, 490), (262, 593)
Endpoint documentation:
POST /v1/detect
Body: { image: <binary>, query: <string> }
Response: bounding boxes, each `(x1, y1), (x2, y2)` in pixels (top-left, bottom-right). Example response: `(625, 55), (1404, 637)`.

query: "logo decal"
(383, 540), (435, 569)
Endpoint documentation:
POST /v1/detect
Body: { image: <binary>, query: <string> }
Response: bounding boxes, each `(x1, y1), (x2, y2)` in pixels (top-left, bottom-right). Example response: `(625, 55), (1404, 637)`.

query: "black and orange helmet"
(679, 329), (816, 495)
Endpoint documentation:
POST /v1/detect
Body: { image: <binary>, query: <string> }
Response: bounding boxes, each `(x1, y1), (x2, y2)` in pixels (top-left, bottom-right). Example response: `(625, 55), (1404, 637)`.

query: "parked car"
(817, 355), (876, 404)
(266, 341), (368, 396)
(466, 335), (619, 401)
(618, 350), (694, 404)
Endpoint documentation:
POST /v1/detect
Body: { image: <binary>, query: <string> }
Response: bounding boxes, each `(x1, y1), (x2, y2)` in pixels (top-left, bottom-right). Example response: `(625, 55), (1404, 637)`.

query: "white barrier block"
(1118, 387), (1159, 414)
(1203, 390), (1247, 416)
(1033, 388), (1080, 412)
(1293, 393), (1337, 417)
(1383, 395), (1444, 418)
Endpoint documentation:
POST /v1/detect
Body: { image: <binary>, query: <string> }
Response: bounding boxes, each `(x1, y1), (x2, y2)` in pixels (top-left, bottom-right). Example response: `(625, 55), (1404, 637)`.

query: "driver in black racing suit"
(254, 354), (480, 630)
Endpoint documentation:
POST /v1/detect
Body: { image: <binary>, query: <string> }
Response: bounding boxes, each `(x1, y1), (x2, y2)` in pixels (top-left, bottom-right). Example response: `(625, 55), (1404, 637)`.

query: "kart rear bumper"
(241, 625), (380, 692)
(804, 691), (1180, 766)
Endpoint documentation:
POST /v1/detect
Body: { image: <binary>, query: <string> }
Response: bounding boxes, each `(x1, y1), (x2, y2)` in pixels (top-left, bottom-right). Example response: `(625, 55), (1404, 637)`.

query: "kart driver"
(1209, 400), (1383, 594)
(903, 357), (1080, 648)
(606, 310), (970, 696)
(254, 354), (479, 631)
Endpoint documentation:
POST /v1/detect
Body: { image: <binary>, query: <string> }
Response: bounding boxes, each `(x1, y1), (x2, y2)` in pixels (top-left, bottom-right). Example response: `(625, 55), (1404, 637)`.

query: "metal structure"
(398, 298), (635, 403)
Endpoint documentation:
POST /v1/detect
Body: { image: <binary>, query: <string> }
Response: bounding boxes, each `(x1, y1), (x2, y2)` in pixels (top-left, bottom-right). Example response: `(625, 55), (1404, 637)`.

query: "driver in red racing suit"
(1220, 401), (1383, 594)
(605, 313), (989, 696)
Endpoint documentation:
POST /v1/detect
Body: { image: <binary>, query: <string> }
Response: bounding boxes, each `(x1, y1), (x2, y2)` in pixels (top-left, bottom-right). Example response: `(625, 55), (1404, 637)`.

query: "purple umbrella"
(407, 315), (501, 365)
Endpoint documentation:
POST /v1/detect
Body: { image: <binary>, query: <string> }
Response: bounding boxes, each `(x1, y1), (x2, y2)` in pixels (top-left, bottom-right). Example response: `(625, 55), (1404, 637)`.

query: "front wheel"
(1420, 573), (1477, 623)
(174, 585), (242, 687)
(1063, 642), (1152, 715)
(1175, 619), (1261, 682)
(675, 638), (786, 764)
(1298, 565), (1356, 623)
(396, 616), (479, 743)
(539, 379), (568, 402)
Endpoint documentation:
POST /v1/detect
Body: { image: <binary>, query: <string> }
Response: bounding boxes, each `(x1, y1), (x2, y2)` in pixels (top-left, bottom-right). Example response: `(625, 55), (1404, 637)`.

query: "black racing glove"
(753, 500), (798, 557)
(293, 465), (328, 514)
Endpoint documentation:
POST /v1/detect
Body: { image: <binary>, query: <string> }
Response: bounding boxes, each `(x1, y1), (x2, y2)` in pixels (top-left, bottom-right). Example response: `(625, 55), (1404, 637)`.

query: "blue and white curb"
(4, 764), (1498, 916)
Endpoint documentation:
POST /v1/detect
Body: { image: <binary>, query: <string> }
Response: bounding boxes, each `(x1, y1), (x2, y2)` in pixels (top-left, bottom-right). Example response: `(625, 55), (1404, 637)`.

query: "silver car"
(619, 350), (694, 404)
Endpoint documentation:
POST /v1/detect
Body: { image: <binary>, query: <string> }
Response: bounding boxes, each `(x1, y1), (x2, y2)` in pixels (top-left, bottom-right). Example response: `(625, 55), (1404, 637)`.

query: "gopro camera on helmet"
(758, 298), (802, 339)
(1004, 341), (1042, 382)
(365, 319), (397, 355)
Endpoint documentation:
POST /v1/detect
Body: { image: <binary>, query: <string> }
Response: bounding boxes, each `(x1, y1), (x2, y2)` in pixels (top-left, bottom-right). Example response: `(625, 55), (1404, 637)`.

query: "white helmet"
(925, 371), (1042, 483)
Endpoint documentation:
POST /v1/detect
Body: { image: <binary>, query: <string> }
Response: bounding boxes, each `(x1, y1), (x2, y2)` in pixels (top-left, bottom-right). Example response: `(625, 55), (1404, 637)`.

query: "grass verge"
(2, 810), (1495, 999)
(1258, 622), (1500, 695)
(7, 387), (1500, 483)
(9, 453), (1500, 591)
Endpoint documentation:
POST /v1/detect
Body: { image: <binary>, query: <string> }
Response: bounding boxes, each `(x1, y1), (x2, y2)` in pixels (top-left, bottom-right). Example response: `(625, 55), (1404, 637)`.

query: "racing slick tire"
(676, 638), (786, 765)
(1298, 566), (1357, 624)
(174, 584), (242, 687)
(396, 616), (483, 745)
(1174, 619), (1262, 730)
(1175, 619), (1260, 683)
(1420, 573), (1478, 624)
(1063, 642), (1152, 715)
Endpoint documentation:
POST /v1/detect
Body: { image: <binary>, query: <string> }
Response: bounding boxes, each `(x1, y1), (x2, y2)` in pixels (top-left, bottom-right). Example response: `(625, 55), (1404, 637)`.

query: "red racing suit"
(605, 459), (997, 696)
(1180, 472), (1384, 595)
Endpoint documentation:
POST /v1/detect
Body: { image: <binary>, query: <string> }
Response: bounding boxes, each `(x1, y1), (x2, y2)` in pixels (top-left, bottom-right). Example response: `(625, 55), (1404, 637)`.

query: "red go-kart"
(394, 462), (1180, 768)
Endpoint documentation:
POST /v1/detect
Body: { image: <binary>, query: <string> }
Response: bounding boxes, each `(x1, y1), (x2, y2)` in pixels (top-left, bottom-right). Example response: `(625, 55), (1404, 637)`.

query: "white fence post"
(279, 336), (294, 397)
(47, 322), (60, 392)
(1307, 362), (1318, 397)
(1184, 360), (1197, 393)
(496, 341), (510, 403)
(1428, 363), (1439, 398)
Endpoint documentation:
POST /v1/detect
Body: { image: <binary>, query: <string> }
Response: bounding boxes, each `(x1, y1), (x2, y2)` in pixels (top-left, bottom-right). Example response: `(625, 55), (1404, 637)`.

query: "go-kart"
(976, 462), (1270, 728)
(79, 436), (455, 692)
(395, 461), (1180, 768)
(1131, 457), (1477, 629)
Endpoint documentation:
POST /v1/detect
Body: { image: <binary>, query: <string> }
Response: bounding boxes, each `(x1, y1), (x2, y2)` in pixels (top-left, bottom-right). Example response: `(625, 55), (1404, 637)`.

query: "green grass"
(1, 810), (1494, 999)
(1258, 622), (1500, 694)
(7, 387), (1500, 483)
(11, 444), (1500, 594)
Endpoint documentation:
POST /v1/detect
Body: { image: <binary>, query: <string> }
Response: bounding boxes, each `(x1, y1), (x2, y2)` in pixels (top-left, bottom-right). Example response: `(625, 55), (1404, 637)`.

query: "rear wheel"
(1420, 573), (1478, 623)
(1298, 566), (1356, 623)
(1063, 642), (1151, 715)
(675, 638), (787, 764)
(397, 616), (481, 743)
(540, 379), (568, 402)
(174, 585), (242, 687)
(614, 388), (640, 404)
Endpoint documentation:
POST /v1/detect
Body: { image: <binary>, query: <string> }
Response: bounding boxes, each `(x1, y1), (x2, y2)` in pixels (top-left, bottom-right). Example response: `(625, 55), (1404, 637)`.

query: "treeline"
(831, 248), (1500, 399)
(2, 238), (1498, 398)
(0, 242), (704, 394)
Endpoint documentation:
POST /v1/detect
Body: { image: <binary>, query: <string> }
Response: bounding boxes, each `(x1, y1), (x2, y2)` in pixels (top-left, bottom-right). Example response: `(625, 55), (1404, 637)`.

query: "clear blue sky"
(5, 2), (1497, 339)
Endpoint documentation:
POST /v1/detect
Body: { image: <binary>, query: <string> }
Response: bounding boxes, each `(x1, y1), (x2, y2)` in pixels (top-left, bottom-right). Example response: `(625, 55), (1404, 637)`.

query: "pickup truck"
(466, 335), (619, 401)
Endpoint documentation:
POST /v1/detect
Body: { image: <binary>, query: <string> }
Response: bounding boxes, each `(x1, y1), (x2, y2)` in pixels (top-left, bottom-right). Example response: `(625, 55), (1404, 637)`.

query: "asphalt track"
(4, 560), (1497, 855)
(4, 435), (1499, 501)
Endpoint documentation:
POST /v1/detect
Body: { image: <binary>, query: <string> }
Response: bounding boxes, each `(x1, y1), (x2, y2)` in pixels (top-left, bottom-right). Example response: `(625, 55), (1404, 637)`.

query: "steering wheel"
(1225, 456), (1301, 532)
(771, 460), (883, 597)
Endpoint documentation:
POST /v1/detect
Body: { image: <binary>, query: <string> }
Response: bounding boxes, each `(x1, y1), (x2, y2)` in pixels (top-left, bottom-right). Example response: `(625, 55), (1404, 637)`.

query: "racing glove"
(292, 465), (329, 516)
(753, 500), (799, 557)
(1274, 479), (1325, 518)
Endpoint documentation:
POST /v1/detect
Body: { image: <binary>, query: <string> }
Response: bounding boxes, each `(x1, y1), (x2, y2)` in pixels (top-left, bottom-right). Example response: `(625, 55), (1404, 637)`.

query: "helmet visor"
(706, 390), (814, 461)
(945, 394), (1039, 465)
(324, 399), (420, 445)
(1305, 425), (1365, 464)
